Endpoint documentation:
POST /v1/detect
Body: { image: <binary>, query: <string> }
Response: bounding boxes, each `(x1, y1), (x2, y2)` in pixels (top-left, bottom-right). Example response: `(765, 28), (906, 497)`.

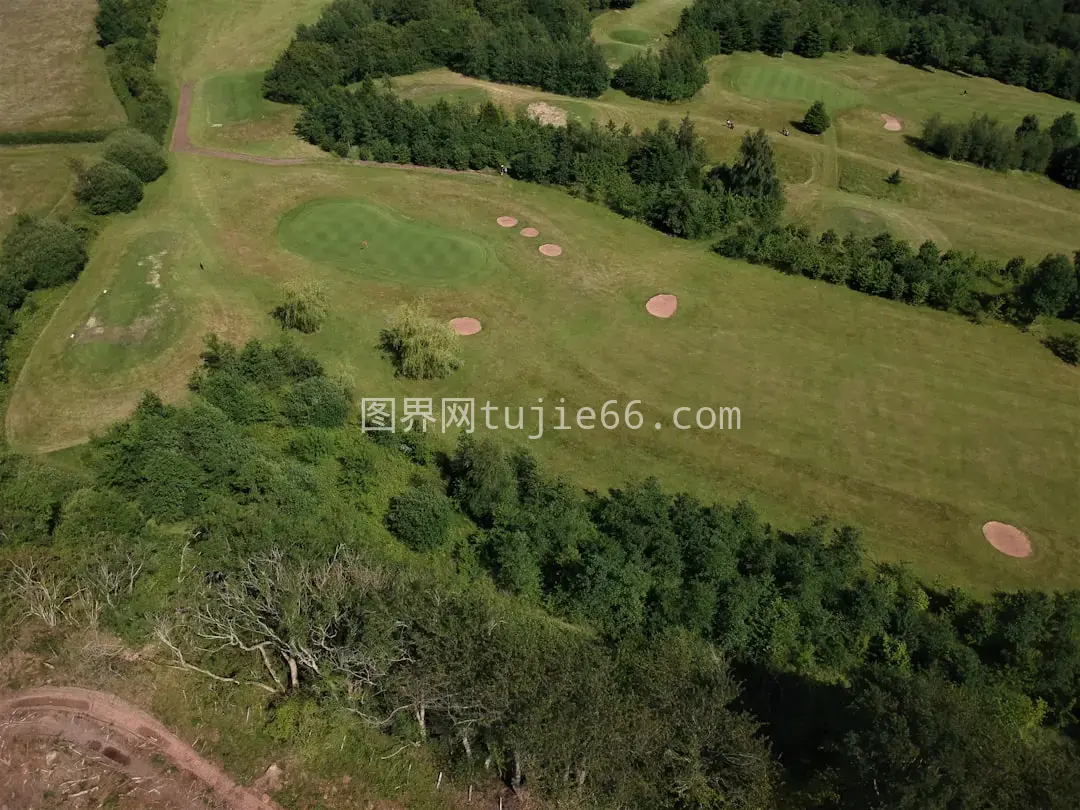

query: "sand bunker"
(527, 102), (568, 127)
(982, 521), (1032, 558)
(539, 243), (562, 257)
(497, 216), (518, 227)
(520, 227), (539, 237)
(450, 317), (482, 335)
(882, 114), (903, 132)
(646, 294), (678, 318)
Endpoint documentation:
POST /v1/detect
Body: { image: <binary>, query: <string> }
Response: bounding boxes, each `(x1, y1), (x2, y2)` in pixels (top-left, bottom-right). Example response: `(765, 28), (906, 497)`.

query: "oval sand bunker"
(497, 216), (518, 228)
(646, 294), (678, 318)
(450, 317), (483, 335)
(982, 521), (1032, 558)
(520, 227), (539, 237)
(882, 114), (903, 132)
(539, 243), (562, 257)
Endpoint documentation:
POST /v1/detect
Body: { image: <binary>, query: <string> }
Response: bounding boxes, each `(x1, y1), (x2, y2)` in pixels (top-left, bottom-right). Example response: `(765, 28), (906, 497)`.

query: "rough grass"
(0, 0), (126, 133)
(10, 156), (1080, 598)
(0, 144), (102, 237)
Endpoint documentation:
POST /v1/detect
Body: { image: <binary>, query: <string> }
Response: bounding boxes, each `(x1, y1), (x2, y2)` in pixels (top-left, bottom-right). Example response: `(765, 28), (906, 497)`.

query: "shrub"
(273, 279), (328, 334)
(282, 377), (351, 428)
(886, 169), (902, 185)
(103, 129), (168, 182)
(1044, 333), (1080, 365)
(75, 161), (144, 214)
(379, 302), (462, 379)
(801, 101), (831, 135)
(386, 484), (454, 551)
(0, 216), (88, 289)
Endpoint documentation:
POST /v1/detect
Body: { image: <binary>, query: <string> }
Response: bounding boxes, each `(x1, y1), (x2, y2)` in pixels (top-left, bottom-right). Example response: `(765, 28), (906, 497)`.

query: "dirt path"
(0, 686), (281, 810)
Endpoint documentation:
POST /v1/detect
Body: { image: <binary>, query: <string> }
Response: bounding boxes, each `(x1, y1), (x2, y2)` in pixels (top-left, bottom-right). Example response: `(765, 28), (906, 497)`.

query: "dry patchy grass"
(0, 0), (125, 133)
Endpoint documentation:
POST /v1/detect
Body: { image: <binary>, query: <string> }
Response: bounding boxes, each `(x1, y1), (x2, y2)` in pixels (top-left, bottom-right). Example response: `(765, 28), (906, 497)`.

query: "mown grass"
(278, 197), (498, 286)
(0, 0), (126, 134)
(722, 61), (869, 109)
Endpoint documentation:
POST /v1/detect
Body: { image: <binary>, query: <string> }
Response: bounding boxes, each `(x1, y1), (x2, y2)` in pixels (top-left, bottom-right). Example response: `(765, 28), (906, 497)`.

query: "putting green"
(278, 198), (495, 285)
(725, 62), (867, 110)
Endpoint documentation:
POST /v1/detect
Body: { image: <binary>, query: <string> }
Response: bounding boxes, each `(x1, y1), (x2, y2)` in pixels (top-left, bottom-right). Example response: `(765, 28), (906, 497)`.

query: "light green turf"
(723, 61), (868, 110)
(203, 70), (273, 124)
(278, 198), (497, 286)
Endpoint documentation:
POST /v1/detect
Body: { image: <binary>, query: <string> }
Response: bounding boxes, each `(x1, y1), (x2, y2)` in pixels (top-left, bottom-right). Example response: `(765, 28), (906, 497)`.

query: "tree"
(794, 23), (826, 58)
(0, 216), (88, 289)
(801, 100), (831, 135)
(379, 302), (463, 379)
(1021, 254), (1079, 317)
(1048, 144), (1080, 189)
(273, 278), (328, 333)
(103, 128), (168, 182)
(722, 129), (785, 220)
(886, 169), (903, 185)
(450, 435), (517, 526)
(387, 484), (454, 551)
(1049, 112), (1078, 150)
(74, 161), (144, 214)
(760, 12), (790, 57)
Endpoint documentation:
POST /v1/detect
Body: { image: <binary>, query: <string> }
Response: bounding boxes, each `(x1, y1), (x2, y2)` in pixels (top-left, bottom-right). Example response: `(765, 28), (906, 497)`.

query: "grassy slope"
(10, 155), (1080, 595)
(7, 1), (1080, 597)
(0, 143), (103, 237)
(0, 0), (125, 133)
(592, 0), (693, 66)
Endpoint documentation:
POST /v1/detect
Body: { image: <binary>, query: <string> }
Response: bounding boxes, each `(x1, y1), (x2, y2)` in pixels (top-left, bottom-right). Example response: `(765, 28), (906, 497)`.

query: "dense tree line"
(717, 224), (1080, 326)
(263, 0), (613, 103)
(921, 110), (1080, 189)
(609, 0), (1080, 102)
(95, 0), (172, 141)
(297, 81), (784, 237)
(4, 336), (1080, 807)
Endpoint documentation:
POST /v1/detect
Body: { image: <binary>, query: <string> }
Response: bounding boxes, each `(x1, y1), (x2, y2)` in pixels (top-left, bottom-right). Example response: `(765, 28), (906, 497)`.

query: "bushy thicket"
(263, 0), (612, 104)
(298, 82), (785, 237)
(74, 161), (145, 214)
(95, 0), (172, 141)
(652, 0), (1080, 104)
(4, 335), (1080, 807)
(0, 217), (89, 382)
(103, 128), (169, 181)
(716, 224), (1080, 325)
(611, 38), (708, 101)
(920, 111), (1080, 190)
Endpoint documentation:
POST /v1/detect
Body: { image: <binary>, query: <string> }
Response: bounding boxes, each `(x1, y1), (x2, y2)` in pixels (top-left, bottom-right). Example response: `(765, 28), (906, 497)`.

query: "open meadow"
(0, 0), (125, 134)
(5, 0), (1080, 600)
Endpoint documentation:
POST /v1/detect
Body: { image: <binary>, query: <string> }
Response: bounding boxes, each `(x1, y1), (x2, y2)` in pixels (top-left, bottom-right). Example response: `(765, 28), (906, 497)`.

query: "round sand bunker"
(520, 227), (539, 238)
(450, 317), (482, 336)
(539, 243), (562, 257)
(497, 216), (518, 228)
(646, 294), (678, 318)
(982, 521), (1032, 558)
(882, 114), (903, 132)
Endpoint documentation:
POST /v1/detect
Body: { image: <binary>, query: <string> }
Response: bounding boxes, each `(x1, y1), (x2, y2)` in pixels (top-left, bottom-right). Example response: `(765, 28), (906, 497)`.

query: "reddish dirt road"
(0, 687), (280, 810)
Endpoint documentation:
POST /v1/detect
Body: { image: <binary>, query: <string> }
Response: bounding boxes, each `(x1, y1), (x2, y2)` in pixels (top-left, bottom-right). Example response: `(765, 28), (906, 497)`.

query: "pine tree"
(886, 169), (902, 185)
(801, 100), (831, 134)
(725, 129), (785, 221)
(760, 12), (790, 57)
(794, 23), (825, 58)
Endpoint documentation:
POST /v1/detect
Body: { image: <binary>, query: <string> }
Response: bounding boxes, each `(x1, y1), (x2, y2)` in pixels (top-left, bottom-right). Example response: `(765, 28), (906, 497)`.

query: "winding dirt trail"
(0, 686), (281, 810)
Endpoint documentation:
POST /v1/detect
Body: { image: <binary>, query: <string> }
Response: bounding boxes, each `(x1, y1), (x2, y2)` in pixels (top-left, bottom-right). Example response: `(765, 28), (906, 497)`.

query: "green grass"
(723, 61), (868, 110)
(278, 198), (497, 286)
(203, 70), (274, 124)
(592, 0), (691, 66)
(0, 143), (101, 237)
(610, 29), (653, 46)
(408, 87), (492, 107)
